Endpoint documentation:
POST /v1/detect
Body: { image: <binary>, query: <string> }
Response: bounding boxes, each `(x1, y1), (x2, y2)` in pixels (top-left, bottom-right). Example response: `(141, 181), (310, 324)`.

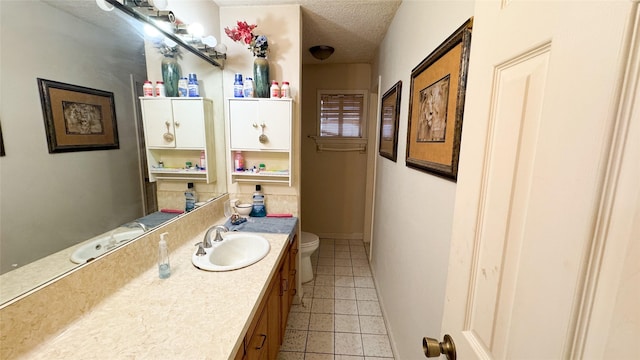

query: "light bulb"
(149, 0), (168, 10)
(144, 24), (161, 38)
(95, 0), (114, 11)
(164, 38), (177, 48)
(202, 36), (217, 48)
(188, 23), (204, 38)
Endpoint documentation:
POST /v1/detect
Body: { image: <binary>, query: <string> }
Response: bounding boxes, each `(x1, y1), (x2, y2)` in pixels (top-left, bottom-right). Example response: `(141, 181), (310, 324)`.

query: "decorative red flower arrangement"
(225, 21), (269, 57)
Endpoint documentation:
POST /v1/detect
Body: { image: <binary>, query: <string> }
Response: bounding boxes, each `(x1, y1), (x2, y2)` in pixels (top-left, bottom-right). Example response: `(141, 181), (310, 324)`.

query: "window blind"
(319, 93), (364, 137)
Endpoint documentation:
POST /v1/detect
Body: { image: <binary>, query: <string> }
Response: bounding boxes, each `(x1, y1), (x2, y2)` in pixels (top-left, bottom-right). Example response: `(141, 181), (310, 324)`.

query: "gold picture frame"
(38, 78), (119, 153)
(406, 18), (473, 181)
(379, 81), (402, 162)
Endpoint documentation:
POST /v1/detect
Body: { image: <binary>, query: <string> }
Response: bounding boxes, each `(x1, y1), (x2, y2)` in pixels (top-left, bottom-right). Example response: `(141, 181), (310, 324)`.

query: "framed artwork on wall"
(379, 80), (402, 162)
(406, 18), (473, 181)
(37, 78), (119, 153)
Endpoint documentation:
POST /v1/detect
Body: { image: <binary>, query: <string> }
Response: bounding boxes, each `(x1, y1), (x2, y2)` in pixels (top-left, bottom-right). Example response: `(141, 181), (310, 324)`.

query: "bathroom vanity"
(0, 199), (300, 360)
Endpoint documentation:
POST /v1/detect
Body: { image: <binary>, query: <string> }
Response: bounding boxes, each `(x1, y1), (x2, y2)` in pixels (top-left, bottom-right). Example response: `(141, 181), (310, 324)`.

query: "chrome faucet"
(126, 221), (148, 232)
(202, 224), (229, 248)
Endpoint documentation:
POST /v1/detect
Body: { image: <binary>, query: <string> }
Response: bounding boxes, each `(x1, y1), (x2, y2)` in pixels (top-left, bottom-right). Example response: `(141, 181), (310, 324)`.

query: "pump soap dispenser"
(158, 232), (171, 279)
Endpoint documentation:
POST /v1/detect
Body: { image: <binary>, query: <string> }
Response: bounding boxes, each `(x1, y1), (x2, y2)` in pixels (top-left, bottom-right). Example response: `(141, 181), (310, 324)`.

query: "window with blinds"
(319, 92), (366, 138)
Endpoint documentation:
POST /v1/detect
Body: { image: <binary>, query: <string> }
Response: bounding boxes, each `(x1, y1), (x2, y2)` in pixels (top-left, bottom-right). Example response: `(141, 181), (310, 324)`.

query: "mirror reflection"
(0, 0), (227, 305)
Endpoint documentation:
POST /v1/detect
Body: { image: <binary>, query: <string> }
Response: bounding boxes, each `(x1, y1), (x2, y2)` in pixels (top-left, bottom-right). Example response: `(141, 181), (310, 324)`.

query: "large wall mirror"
(0, 0), (227, 305)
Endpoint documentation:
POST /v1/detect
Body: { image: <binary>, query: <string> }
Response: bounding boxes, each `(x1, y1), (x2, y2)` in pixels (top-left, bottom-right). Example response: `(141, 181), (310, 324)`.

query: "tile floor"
(277, 238), (394, 360)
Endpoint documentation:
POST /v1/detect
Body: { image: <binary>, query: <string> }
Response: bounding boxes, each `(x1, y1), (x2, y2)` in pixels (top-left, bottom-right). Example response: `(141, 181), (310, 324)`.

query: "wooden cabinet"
(140, 98), (216, 183)
(235, 232), (298, 360)
(227, 99), (293, 186)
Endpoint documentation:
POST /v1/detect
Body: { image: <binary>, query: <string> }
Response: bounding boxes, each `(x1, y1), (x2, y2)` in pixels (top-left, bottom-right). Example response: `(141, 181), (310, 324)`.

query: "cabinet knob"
(174, 121), (180, 127)
(252, 123), (258, 128)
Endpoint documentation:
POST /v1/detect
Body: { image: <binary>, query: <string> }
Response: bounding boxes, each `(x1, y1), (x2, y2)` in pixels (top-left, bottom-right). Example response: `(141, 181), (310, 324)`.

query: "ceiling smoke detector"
(309, 45), (335, 61)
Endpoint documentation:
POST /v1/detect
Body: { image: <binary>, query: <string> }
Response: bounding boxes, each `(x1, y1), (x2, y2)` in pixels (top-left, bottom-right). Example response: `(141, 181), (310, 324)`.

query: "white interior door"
(438, 1), (639, 359)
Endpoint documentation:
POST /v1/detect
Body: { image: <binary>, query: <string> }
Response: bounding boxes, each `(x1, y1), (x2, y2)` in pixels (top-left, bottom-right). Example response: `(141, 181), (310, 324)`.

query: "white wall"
(0, 1), (147, 274)
(371, 1), (474, 358)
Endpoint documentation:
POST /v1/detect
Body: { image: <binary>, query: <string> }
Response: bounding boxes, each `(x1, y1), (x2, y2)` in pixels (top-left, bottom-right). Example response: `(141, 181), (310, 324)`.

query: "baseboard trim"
(316, 232), (364, 240)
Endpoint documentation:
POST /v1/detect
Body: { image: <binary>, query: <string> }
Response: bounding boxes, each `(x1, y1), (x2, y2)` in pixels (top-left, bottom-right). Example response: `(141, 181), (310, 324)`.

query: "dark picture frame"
(379, 81), (402, 162)
(406, 18), (473, 181)
(37, 78), (119, 153)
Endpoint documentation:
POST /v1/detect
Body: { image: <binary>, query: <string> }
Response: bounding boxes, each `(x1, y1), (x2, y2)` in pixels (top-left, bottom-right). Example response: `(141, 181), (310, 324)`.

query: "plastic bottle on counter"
(200, 151), (206, 169)
(280, 81), (290, 98)
(243, 77), (254, 98)
(250, 184), (267, 217)
(188, 73), (200, 97)
(270, 81), (280, 98)
(155, 81), (166, 97)
(233, 73), (244, 98)
(178, 77), (188, 97)
(158, 232), (171, 279)
(185, 182), (197, 212)
(234, 151), (245, 172)
(143, 81), (154, 97)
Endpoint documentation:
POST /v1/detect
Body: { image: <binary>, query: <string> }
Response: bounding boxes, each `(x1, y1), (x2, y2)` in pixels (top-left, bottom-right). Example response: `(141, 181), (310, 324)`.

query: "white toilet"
(300, 231), (320, 283)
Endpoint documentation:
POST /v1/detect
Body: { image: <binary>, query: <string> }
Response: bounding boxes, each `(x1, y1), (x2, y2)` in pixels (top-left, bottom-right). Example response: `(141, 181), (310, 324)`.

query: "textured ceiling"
(44, 0), (401, 65)
(214, 0), (402, 64)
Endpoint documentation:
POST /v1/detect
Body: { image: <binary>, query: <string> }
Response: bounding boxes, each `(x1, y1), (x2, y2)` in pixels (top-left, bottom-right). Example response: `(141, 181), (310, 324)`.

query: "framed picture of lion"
(406, 18), (473, 181)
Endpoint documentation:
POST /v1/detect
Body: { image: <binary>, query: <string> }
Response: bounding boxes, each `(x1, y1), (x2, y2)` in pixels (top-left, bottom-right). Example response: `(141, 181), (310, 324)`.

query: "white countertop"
(22, 229), (291, 360)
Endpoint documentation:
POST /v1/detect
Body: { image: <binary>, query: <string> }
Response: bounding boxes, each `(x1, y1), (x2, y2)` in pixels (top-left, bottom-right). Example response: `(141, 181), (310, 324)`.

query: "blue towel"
(224, 216), (298, 236)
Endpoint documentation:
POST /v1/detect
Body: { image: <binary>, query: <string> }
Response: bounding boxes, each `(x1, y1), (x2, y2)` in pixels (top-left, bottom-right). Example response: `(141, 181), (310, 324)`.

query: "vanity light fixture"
(96, 0), (114, 11)
(309, 45), (335, 61)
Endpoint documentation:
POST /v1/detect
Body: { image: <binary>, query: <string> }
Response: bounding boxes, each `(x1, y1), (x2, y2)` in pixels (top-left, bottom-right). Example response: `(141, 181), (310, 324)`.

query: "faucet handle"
(194, 242), (206, 256)
(213, 225), (229, 242)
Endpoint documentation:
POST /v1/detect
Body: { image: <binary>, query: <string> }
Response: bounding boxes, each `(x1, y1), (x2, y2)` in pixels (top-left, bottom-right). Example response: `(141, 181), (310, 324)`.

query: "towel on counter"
(224, 216), (298, 234)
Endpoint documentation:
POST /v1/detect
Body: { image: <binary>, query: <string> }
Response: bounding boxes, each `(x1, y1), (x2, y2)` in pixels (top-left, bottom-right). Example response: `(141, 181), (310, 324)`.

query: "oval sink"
(70, 227), (145, 264)
(192, 233), (270, 271)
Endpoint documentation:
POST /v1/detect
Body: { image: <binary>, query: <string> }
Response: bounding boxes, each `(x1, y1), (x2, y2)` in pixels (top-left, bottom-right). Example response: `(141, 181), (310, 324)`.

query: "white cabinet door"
(142, 99), (206, 149)
(172, 100), (205, 149)
(142, 100), (175, 148)
(229, 99), (291, 150)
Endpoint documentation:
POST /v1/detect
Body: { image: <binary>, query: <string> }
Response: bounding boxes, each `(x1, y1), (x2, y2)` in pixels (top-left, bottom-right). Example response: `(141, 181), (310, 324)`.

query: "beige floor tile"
(281, 329), (308, 352)
(315, 275), (336, 287)
(335, 244), (351, 252)
(312, 298), (335, 314)
(353, 276), (374, 288)
(335, 314), (361, 333)
(357, 301), (382, 316)
(305, 353), (334, 360)
(278, 351), (305, 360)
(355, 288), (378, 301)
(352, 266), (372, 277)
(335, 299), (358, 315)
(334, 239), (350, 245)
(306, 331), (334, 354)
(334, 258), (352, 267)
(318, 257), (336, 266)
(350, 251), (368, 260)
(334, 287), (356, 300)
(351, 258), (370, 267)
(314, 286), (336, 299)
(336, 356), (364, 360)
(291, 302), (312, 313)
(287, 311), (311, 330)
(309, 313), (334, 332)
(362, 334), (393, 357)
(335, 266), (354, 276)
(335, 332), (364, 356)
(335, 276), (355, 288)
(319, 249), (335, 258)
(316, 265), (335, 275)
(359, 316), (386, 335)
(335, 251), (351, 259)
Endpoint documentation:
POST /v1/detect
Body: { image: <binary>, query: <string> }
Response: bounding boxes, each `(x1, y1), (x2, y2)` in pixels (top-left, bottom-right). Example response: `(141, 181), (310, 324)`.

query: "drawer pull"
(256, 334), (267, 350)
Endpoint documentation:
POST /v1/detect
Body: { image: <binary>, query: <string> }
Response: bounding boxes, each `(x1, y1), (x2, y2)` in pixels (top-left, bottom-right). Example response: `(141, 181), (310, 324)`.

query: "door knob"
(423, 334), (456, 360)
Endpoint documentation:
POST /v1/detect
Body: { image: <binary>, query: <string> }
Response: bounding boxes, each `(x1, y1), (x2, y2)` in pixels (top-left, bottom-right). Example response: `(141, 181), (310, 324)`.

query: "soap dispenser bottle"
(158, 232), (171, 279)
(250, 184), (267, 217)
